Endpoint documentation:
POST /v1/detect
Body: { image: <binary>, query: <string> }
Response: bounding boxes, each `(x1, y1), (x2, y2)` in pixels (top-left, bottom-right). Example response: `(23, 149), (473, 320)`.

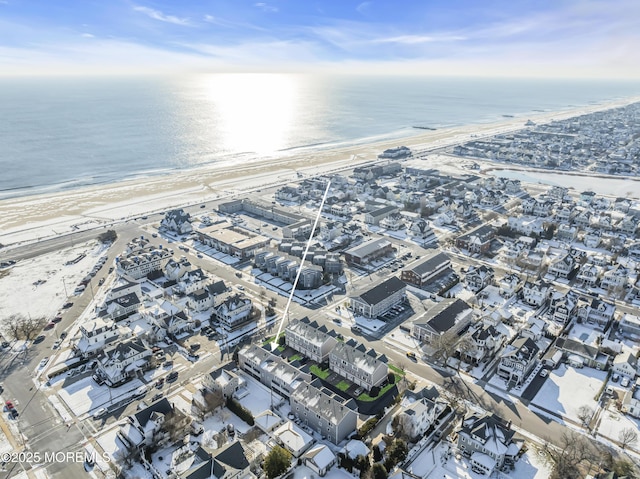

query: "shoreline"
(1, 95), (639, 247)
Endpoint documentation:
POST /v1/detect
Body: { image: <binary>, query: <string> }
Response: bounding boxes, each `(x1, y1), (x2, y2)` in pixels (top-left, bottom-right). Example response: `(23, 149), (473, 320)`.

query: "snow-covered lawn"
(532, 364), (606, 423)
(57, 375), (145, 416)
(597, 407), (640, 453)
(407, 442), (551, 479)
(236, 374), (284, 417)
(0, 240), (106, 322)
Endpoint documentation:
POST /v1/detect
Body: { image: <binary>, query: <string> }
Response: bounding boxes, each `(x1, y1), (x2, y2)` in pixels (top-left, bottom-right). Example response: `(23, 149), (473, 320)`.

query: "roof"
(330, 341), (387, 374)
(344, 238), (392, 258)
(406, 252), (451, 277)
(555, 337), (598, 360)
(214, 441), (250, 471)
(459, 413), (514, 455)
(353, 277), (406, 306)
(286, 317), (336, 348)
(304, 444), (335, 470)
(133, 398), (172, 428)
(414, 298), (471, 334)
(291, 382), (356, 426)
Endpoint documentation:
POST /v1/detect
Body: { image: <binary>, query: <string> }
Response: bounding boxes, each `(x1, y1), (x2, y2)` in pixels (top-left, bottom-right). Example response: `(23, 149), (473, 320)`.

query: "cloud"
(356, 2), (371, 14)
(81, 33), (95, 38)
(254, 3), (278, 13)
(372, 34), (466, 45)
(133, 5), (191, 26)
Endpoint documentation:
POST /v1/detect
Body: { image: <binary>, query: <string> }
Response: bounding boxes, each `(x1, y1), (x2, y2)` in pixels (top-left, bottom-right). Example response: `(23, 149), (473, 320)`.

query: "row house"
(457, 413), (521, 475)
(290, 379), (358, 445)
(497, 337), (539, 388)
(238, 344), (312, 400)
(285, 317), (338, 363)
(349, 277), (406, 319)
(93, 338), (152, 387)
(411, 299), (473, 345)
(215, 295), (254, 332)
(521, 281), (552, 307)
(329, 340), (388, 390)
(187, 280), (227, 312)
(400, 251), (451, 289)
(465, 265), (494, 292)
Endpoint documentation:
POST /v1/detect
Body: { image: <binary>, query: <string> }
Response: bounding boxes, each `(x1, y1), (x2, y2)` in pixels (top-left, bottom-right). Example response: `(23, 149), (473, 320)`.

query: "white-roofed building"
(303, 444), (336, 477)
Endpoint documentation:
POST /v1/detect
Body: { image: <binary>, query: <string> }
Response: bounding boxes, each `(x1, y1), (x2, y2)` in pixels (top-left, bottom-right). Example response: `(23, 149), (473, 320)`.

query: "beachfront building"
(197, 223), (270, 260)
(349, 277), (406, 319)
(343, 238), (394, 266)
(115, 243), (172, 280)
(290, 379), (358, 445)
(328, 340), (388, 390)
(285, 317), (338, 363)
(160, 208), (192, 234)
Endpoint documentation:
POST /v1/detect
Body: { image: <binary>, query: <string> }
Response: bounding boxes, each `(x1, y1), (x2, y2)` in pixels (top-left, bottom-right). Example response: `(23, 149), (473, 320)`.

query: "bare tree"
(618, 427), (638, 450)
(542, 431), (596, 479)
(3, 314), (47, 341)
(202, 390), (224, 416)
(162, 410), (189, 444)
(576, 405), (594, 430)
(243, 427), (263, 443)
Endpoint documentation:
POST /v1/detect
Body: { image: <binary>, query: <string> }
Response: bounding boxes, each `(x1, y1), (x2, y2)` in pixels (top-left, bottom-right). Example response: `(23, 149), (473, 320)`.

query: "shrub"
(358, 417), (379, 437)
(226, 398), (254, 426)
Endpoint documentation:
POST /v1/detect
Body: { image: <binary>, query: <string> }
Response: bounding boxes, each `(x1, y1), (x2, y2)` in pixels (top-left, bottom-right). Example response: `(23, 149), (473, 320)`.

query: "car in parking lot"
(92, 407), (107, 420)
(39, 357), (49, 368)
(539, 369), (548, 377)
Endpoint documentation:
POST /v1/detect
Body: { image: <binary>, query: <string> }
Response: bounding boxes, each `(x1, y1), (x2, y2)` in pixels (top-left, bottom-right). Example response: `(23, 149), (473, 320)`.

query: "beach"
(1, 96), (638, 248)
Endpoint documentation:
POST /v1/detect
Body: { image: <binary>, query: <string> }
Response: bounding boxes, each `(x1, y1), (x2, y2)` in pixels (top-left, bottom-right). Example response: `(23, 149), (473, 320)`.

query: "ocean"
(1, 74), (639, 200)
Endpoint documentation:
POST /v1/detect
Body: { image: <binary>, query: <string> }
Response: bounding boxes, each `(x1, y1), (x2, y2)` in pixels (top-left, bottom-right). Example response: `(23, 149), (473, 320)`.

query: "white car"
(621, 377), (630, 387)
(92, 407), (107, 419)
(52, 340), (62, 350)
(38, 357), (49, 369)
(539, 369), (548, 377)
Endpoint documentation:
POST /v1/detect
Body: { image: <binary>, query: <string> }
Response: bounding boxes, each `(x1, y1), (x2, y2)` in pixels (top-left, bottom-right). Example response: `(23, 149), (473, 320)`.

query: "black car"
(33, 335), (45, 344)
(167, 371), (179, 383)
(62, 302), (73, 309)
(60, 332), (68, 340)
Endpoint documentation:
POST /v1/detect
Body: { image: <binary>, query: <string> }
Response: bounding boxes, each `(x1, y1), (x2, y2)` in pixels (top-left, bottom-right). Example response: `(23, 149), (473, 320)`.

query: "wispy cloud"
(254, 3), (278, 13)
(133, 5), (191, 26)
(81, 33), (95, 38)
(373, 34), (466, 45)
(356, 2), (371, 15)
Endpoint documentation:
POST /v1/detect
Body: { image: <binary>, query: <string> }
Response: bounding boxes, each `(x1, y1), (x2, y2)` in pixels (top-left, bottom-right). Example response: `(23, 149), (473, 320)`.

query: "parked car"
(621, 377), (630, 387)
(59, 332), (68, 340)
(155, 378), (165, 388)
(92, 408), (106, 420)
(33, 335), (45, 344)
(62, 302), (73, 309)
(167, 371), (179, 383)
(38, 357), (49, 368)
(98, 278), (105, 286)
(151, 393), (162, 402)
(189, 343), (201, 352)
(539, 369), (549, 377)
(4, 400), (14, 410)
(52, 316), (62, 323)
(52, 340), (62, 350)
(162, 360), (173, 368)
(44, 322), (56, 331)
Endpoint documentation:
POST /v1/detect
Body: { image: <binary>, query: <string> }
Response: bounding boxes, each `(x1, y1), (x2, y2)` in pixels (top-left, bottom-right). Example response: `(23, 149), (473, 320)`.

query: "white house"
(612, 352), (638, 380)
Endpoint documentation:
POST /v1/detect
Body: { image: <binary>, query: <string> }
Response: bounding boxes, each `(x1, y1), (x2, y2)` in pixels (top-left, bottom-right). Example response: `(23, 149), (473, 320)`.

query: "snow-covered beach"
(1, 96), (638, 248)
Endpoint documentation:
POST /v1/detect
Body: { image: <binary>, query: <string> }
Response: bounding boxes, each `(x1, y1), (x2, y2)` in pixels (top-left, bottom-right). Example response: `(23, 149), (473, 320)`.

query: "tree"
(355, 455), (371, 478)
(3, 314), (47, 340)
(372, 444), (383, 463)
(384, 439), (408, 471)
(619, 427), (638, 450)
(162, 410), (188, 444)
(264, 445), (292, 479)
(542, 431), (595, 479)
(98, 229), (117, 243)
(371, 463), (388, 479)
(202, 390), (224, 416)
(576, 405), (594, 429)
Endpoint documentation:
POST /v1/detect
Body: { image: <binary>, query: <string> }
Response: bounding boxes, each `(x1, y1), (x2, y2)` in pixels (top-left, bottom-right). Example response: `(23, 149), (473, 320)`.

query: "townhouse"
(329, 340), (388, 390)
(285, 317), (338, 363)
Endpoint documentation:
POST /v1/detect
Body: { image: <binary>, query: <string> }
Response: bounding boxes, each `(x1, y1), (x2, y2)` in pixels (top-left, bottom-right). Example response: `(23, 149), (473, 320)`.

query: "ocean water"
(0, 74), (639, 200)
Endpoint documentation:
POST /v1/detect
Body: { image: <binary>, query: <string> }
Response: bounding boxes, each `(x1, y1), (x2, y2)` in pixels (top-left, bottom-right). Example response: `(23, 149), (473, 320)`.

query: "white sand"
(1, 96), (638, 247)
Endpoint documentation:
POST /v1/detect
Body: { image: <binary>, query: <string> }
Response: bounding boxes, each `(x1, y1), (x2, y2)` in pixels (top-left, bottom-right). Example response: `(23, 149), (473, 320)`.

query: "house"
(621, 385), (640, 419)
(600, 264), (629, 291)
(273, 421), (314, 457)
(393, 387), (448, 441)
(578, 298), (616, 331)
(118, 398), (189, 452)
(178, 441), (254, 479)
(116, 244), (172, 280)
(176, 268), (209, 295)
(203, 366), (242, 399)
(94, 338), (152, 387)
(160, 208), (192, 234)
(576, 263), (601, 287)
(400, 251), (451, 288)
(548, 290), (577, 324)
(238, 344), (311, 400)
(455, 225), (495, 254)
(554, 337), (609, 370)
(215, 295), (254, 332)
(303, 444), (336, 477)
(329, 340), (388, 390)
(411, 299), (473, 346)
(497, 337), (539, 388)
(547, 254), (575, 279)
(349, 277), (407, 319)
(521, 281), (551, 307)
(612, 352), (638, 379)
(465, 265), (494, 292)
(408, 218), (436, 243)
(619, 313), (640, 339)
(365, 205), (399, 225)
(380, 212), (405, 230)
(290, 379), (358, 444)
(498, 273), (522, 298)
(187, 281), (227, 312)
(457, 413), (521, 475)
(73, 317), (121, 358)
(461, 324), (505, 365)
(285, 317), (338, 363)
(343, 238), (394, 266)
(97, 292), (142, 321)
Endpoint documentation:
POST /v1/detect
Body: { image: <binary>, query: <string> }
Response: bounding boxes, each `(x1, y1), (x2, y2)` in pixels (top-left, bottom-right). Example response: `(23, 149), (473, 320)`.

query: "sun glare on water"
(195, 73), (298, 155)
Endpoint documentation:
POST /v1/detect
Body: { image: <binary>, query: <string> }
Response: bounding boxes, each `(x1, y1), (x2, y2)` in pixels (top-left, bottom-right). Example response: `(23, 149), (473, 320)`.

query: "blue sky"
(1, 0), (639, 77)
